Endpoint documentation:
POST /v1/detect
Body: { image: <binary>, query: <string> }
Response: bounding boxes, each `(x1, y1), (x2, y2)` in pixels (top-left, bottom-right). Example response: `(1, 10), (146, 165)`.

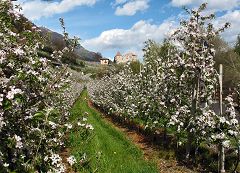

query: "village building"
(100, 58), (110, 65)
(114, 51), (137, 64)
(124, 52), (137, 62)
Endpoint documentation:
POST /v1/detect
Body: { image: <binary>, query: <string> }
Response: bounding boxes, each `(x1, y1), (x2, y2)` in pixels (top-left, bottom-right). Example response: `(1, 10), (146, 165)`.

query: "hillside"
(12, 14), (101, 64)
(40, 27), (101, 63)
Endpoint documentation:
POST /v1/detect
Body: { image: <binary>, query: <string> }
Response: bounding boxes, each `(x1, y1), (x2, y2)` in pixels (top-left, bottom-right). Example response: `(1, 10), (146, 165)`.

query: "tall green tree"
(234, 34), (240, 56)
(213, 36), (240, 90)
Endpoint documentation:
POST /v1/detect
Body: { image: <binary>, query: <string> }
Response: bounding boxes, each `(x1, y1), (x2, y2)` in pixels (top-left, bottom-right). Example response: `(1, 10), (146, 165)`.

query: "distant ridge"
(39, 27), (101, 62)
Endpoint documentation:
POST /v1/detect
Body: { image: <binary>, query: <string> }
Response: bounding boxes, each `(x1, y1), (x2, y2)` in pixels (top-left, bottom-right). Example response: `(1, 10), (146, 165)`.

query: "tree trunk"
(186, 71), (200, 160)
(218, 143), (225, 173)
(193, 140), (199, 164)
(163, 125), (167, 148)
(186, 132), (192, 160)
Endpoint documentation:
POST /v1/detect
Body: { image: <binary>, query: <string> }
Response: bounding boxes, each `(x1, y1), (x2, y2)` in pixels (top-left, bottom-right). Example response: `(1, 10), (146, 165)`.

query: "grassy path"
(96, 114), (196, 173)
(69, 90), (158, 173)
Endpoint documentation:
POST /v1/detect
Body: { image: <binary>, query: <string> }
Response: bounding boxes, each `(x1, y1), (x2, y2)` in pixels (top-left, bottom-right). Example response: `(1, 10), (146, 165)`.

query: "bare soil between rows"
(60, 148), (77, 173)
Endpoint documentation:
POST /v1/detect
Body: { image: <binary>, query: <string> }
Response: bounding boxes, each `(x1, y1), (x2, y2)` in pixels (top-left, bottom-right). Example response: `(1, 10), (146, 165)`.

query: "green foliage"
(77, 60), (86, 67)
(129, 60), (142, 74)
(143, 39), (176, 69)
(213, 36), (240, 90)
(62, 51), (79, 65)
(82, 65), (110, 79)
(37, 50), (52, 59)
(235, 34), (240, 56)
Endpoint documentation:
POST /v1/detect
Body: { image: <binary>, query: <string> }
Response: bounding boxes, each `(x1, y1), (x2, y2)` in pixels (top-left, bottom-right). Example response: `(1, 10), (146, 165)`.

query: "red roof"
(100, 58), (109, 60)
(115, 51), (122, 56)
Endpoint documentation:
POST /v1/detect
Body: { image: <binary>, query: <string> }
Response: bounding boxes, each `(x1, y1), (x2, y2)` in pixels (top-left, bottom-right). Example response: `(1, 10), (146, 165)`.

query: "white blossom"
(6, 87), (22, 100)
(14, 135), (23, 149)
(3, 163), (9, 167)
(67, 155), (76, 166)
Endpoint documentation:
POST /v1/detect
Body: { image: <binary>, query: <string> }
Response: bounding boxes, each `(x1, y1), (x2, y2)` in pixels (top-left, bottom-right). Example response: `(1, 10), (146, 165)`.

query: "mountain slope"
(40, 27), (101, 62)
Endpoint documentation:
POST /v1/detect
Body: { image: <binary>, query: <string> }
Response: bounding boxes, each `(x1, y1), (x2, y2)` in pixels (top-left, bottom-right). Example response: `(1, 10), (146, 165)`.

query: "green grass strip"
(69, 89), (158, 173)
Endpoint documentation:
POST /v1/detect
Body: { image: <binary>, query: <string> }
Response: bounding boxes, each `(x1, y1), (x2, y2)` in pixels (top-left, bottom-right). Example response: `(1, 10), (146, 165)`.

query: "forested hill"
(39, 27), (102, 63)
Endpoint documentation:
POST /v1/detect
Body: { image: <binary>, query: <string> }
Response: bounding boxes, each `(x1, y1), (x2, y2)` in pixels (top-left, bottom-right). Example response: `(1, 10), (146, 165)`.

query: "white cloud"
(171, 0), (240, 12)
(170, 0), (240, 45)
(82, 19), (176, 58)
(15, 0), (97, 20)
(171, 0), (194, 7)
(207, 0), (240, 11)
(114, 0), (128, 5)
(82, 8), (240, 59)
(214, 10), (240, 44)
(114, 0), (150, 16)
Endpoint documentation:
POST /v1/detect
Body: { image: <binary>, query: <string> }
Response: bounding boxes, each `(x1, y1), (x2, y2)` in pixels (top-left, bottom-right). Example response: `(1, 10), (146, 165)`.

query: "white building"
(100, 58), (110, 65)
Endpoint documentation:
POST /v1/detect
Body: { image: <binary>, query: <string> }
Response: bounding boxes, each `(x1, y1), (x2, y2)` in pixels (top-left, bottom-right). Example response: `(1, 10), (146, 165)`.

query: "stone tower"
(114, 51), (123, 64)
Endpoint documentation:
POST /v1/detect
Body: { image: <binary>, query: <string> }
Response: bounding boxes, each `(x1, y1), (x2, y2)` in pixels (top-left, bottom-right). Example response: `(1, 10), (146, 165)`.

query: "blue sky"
(15, 0), (240, 60)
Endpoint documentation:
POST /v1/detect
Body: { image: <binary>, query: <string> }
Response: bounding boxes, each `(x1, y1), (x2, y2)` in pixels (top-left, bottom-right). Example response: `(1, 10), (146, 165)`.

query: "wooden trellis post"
(218, 64), (225, 173)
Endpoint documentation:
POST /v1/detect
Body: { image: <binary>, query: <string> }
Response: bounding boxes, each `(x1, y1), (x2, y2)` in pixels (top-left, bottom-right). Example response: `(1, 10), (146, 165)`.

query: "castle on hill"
(99, 51), (137, 65)
(114, 51), (137, 64)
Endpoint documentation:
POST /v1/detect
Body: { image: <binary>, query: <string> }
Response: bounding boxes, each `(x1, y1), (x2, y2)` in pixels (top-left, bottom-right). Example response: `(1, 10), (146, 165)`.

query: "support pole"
(219, 64), (223, 116)
(218, 64), (225, 173)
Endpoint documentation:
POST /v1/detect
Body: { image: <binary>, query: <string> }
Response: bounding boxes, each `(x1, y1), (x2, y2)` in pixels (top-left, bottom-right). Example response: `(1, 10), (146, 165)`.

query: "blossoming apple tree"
(0, 1), (92, 172)
(88, 3), (239, 171)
